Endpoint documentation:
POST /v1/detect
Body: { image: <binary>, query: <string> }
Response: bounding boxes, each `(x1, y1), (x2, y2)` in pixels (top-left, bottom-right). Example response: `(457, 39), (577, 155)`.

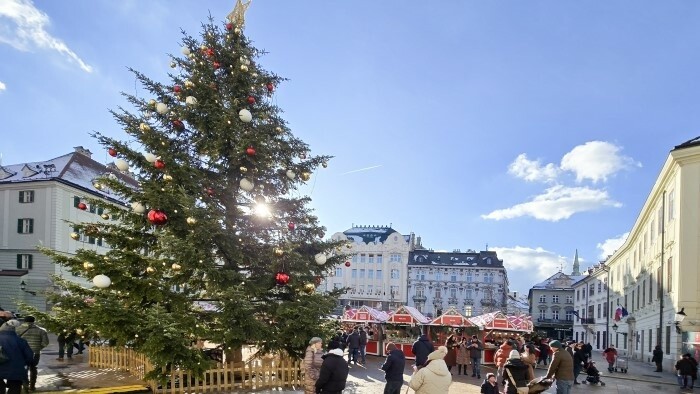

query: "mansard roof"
(408, 250), (504, 268)
(343, 225), (409, 244)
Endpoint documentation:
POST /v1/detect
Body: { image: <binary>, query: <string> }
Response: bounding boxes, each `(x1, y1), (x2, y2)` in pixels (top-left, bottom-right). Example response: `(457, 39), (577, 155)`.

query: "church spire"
(572, 249), (581, 276)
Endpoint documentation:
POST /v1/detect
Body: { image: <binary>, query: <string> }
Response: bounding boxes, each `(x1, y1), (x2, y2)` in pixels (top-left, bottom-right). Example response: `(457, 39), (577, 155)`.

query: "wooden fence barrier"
(89, 346), (305, 393)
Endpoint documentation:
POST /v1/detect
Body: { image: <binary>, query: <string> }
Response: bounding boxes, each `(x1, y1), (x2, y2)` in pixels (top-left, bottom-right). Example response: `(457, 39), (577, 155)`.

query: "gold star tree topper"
(228, 0), (252, 28)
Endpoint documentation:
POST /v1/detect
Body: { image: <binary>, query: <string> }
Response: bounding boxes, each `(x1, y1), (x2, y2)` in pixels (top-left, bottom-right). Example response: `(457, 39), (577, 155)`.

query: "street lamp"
(612, 323), (618, 331)
(675, 308), (687, 334)
(19, 281), (36, 296)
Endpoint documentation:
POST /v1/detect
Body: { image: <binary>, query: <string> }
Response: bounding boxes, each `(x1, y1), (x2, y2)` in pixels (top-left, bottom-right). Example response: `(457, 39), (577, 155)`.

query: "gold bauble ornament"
(301, 172), (311, 181)
(83, 262), (94, 269)
(240, 166), (248, 173)
(184, 80), (195, 88)
(139, 123), (151, 132)
(275, 126), (282, 133)
(274, 248), (285, 257)
(101, 213), (110, 220)
(70, 232), (80, 240)
(170, 61), (177, 68)
(303, 283), (316, 294)
(171, 263), (182, 271)
(146, 267), (155, 274)
(186, 217), (197, 225)
(163, 174), (173, 182)
(148, 99), (156, 108)
(322, 161), (328, 168)
(346, 243), (353, 249)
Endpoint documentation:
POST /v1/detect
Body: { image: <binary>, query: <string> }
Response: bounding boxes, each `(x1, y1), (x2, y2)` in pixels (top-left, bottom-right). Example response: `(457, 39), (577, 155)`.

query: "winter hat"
(549, 340), (563, 349)
(428, 345), (448, 361)
(386, 342), (397, 352)
(509, 350), (521, 359)
(0, 320), (21, 331)
(309, 337), (322, 345)
(328, 340), (340, 350)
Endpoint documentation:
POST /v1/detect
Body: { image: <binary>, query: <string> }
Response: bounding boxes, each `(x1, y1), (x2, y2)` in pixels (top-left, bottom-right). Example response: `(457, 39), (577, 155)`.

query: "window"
(657, 266), (663, 298)
(668, 190), (675, 220)
(390, 253), (401, 262)
(658, 207), (664, 233)
(367, 285), (373, 295)
(566, 296), (573, 304)
(539, 310), (546, 320)
(88, 236), (96, 245)
(649, 275), (653, 303)
(351, 269), (357, 278)
(436, 272), (442, 281)
(552, 310), (559, 320)
(335, 268), (343, 277)
(631, 290), (635, 311)
(18, 191), (34, 203)
(597, 282), (602, 292)
(435, 288), (441, 298)
(649, 329), (653, 352)
(667, 257), (673, 292)
(576, 290), (580, 301)
(359, 285), (364, 294)
(464, 306), (473, 316)
(360, 254), (366, 263)
(589, 283), (595, 296)
(368, 270), (374, 279)
(376, 270), (383, 279)
(17, 219), (34, 234)
(352, 254), (358, 263)
(368, 254), (374, 264)
(539, 295), (546, 303)
(465, 290), (473, 299)
(650, 220), (655, 243)
(552, 295), (559, 303)
(451, 273), (457, 282)
(418, 270), (425, 280)
(73, 196), (81, 208)
(16, 254), (33, 269)
(416, 287), (425, 297)
(376, 254), (383, 264)
(466, 272), (473, 282)
(450, 288), (457, 298)
(565, 310), (573, 321)
(642, 281), (646, 307)
(391, 269), (400, 279)
(89, 204), (96, 214)
(666, 326), (671, 354)
(604, 303), (608, 318)
(485, 272), (494, 283)
(597, 304), (602, 318)
(359, 269), (365, 279)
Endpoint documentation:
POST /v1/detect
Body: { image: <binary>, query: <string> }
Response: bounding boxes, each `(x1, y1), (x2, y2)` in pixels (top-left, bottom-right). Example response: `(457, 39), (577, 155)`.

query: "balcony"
(433, 297), (443, 304)
(448, 297), (459, 305)
(535, 318), (573, 327)
(481, 299), (494, 306)
(579, 318), (595, 325)
(412, 295), (427, 303)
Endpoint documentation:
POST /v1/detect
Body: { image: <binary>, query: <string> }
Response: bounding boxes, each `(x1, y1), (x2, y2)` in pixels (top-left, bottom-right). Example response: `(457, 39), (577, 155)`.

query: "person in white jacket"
(409, 345), (453, 394)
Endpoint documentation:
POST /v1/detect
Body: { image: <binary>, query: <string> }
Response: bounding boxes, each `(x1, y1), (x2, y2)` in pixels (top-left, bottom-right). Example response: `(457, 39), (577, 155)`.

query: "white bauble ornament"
(286, 170), (296, 180)
(238, 109), (252, 123)
(234, 28), (241, 34)
(240, 65), (249, 72)
(131, 202), (146, 214)
(93, 274), (111, 288)
(185, 96), (198, 106)
(143, 152), (158, 163)
(239, 178), (254, 192)
(156, 103), (169, 115)
(181, 47), (191, 56)
(252, 72), (258, 78)
(314, 253), (327, 265)
(114, 159), (129, 171)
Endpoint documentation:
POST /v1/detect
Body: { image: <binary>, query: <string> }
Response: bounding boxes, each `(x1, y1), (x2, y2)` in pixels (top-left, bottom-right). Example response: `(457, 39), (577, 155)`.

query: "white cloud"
(560, 141), (640, 183)
(491, 246), (569, 292)
(597, 232), (629, 260)
(482, 185), (622, 221)
(0, 0), (93, 72)
(508, 154), (559, 183)
(0, 81), (5, 91)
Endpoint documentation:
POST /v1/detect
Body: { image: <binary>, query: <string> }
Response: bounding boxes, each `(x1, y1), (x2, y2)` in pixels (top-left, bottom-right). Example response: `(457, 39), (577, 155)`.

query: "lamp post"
(612, 323), (619, 348)
(19, 280), (36, 296)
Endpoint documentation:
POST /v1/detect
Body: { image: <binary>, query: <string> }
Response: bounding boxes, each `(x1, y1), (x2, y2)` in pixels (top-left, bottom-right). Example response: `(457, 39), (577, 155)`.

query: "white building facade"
(571, 267), (611, 350)
(0, 147), (135, 313)
(327, 225), (414, 312)
(407, 249), (509, 318)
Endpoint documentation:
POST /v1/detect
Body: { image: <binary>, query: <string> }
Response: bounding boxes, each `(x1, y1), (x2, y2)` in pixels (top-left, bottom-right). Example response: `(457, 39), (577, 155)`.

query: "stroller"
(527, 377), (554, 394)
(582, 361), (606, 386)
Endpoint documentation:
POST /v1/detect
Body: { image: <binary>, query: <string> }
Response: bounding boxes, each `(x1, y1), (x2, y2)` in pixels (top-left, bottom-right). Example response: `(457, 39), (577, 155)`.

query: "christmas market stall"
(383, 305), (431, 359)
(427, 307), (477, 345)
(468, 311), (533, 364)
(340, 306), (389, 356)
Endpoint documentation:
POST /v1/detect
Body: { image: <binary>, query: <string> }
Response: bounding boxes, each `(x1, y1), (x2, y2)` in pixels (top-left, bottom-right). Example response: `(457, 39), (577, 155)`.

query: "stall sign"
(357, 312), (369, 321)
(442, 316), (464, 326)
(493, 318), (509, 329)
(391, 314), (413, 323)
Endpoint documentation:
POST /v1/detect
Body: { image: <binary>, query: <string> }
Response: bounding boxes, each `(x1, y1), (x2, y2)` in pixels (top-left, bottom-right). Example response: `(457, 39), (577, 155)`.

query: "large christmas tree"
(31, 1), (344, 380)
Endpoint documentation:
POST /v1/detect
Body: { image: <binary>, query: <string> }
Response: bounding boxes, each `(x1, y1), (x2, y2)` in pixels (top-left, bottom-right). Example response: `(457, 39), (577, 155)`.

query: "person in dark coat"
(573, 344), (588, 384)
(503, 350), (530, 394)
(328, 332), (343, 352)
(480, 373), (499, 394)
(381, 342), (405, 394)
(652, 345), (663, 372)
(537, 342), (550, 365)
(358, 327), (368, 365)
(345, 329), (360, 365)
(0, 320), (34, 394)
(675, 354), (696, 389)
(411, 334), (434, 369)
(315, 342), (349, 394)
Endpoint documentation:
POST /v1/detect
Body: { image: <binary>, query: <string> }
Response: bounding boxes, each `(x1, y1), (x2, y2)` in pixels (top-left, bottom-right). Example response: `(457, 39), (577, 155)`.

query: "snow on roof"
(343, 225), (408, 245)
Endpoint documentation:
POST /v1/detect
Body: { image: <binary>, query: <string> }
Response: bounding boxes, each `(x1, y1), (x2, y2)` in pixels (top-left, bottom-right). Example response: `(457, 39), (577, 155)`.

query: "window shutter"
(28, 219), (33, 234)
(16, 255), (21, 269)
(97, 238), (103, 247)
(28, 255), (33, 269)
(17, 219), (22, 233)
(97, 207), (104, 215)
(18, 191), (23, 203)
(73, 196), (80, 207)
(30, 191), (34, 202)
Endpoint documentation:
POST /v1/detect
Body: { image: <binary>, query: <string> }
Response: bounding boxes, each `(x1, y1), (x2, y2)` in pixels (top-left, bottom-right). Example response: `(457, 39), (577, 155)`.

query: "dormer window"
(21, 164), (39, 178)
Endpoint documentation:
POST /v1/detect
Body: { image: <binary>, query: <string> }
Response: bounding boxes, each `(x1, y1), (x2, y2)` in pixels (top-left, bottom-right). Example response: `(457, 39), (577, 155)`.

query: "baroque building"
(406, 248), (509, 317)
(327, 225), (415, 312)
(528, 268), (582, 341)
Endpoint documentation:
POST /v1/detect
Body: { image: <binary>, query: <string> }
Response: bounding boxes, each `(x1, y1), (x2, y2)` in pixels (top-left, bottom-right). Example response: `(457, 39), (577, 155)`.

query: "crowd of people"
(0, 313), (50, 394)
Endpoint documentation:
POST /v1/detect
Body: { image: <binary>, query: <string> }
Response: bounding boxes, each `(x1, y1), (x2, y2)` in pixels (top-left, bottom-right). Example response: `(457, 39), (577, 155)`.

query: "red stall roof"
(429, 307), (475, 327)
(342, 305), (389, 323)
(386, 305), (430, 325)
(468, 311), (532, 332)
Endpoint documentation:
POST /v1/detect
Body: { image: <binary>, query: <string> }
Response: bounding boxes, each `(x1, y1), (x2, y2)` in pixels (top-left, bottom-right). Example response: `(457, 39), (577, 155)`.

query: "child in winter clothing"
(480, 373), (499, 394)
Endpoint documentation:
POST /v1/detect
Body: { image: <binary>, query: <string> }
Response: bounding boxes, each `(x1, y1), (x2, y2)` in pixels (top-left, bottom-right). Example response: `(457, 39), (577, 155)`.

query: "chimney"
(417, 236), (422, 247)
(513, 291), (517, 298)
(73, 146), (93, 158)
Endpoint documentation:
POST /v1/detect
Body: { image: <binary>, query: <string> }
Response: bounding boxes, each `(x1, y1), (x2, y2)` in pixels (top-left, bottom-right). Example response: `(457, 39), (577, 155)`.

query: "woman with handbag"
(504, 350), (530, 394)
(303, 337), (324, 394)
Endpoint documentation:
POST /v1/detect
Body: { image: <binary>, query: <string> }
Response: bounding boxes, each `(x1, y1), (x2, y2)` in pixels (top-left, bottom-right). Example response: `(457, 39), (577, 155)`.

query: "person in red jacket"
(603, 345), (617, 373)
(494, 341), (514, 386)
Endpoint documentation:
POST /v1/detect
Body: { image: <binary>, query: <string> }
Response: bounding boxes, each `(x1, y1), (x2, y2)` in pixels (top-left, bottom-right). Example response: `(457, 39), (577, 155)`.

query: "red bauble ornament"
(147, 209), (168, 225)
(154, 159), (166, 169)
(172, 120), (184, 130)
(345, 261), (351, 267)
(246, 96), (256, 104)
(206, 48), (214, 57)
(288, 222), (296, 231)
(213, 62), (221, 70)
(173, 85), (182, 93)
(246, 146), (256, 156)
(77, 202), (87, 211)
(314, 276), (323, 286)
(107, 148), (117, 157)
(206, 187), (215, 197)
(226, 22), (233, 31)
(266, 83), (274, 93)
(275, 271), (290, 286)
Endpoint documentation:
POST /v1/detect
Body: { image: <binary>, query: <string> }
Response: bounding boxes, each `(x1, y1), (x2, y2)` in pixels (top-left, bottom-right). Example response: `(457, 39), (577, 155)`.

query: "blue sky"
(2, 1), (700, 295)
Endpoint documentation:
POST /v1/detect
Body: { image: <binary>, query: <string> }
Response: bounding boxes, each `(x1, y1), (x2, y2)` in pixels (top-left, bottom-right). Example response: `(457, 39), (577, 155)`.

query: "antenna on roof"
(485, 243), (488, 251)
